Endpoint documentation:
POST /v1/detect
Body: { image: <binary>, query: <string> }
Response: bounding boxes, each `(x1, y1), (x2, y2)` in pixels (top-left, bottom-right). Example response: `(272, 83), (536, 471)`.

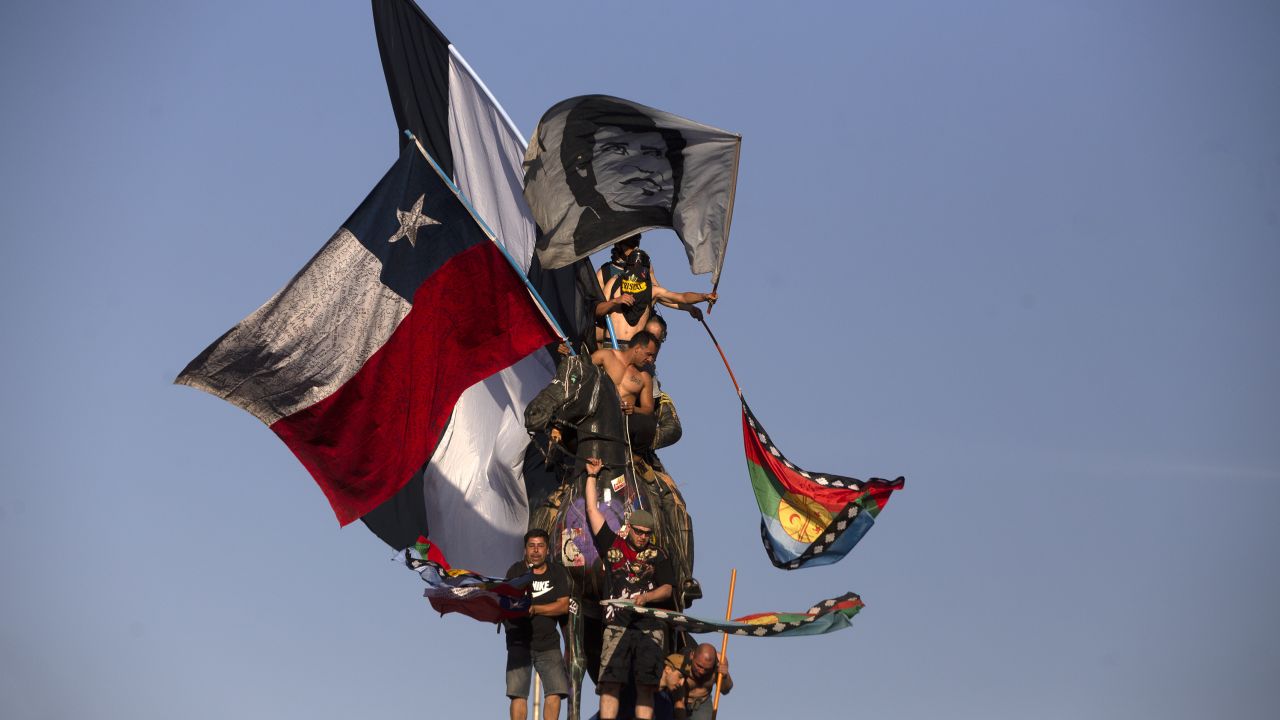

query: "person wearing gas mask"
(595, 235), (716, 348)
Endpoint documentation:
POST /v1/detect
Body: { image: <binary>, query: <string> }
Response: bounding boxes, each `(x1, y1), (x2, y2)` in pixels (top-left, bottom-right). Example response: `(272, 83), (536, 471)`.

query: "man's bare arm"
(595, 294), (636, 318)
(634, 582), (672, 607)
(583, 457), (606, 536)
(653, 285), (717, 306)
(717, 666), (733, 694)
(594, 270), (636, 318)
(636, 373), (656, 415)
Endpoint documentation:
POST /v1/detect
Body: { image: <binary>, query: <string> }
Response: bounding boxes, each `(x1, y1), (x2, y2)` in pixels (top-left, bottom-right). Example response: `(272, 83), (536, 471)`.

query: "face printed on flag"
(587, 125), (675, 212)
(524, 94), (740, 285)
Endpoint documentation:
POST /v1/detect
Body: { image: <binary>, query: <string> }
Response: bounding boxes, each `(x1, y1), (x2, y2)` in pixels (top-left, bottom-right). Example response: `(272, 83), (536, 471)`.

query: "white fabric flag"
(418, 47), (554, 575)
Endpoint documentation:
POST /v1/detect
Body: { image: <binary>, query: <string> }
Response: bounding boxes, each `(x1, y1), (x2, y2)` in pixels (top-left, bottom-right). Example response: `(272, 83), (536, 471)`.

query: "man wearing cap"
(584, 457), (675, 720)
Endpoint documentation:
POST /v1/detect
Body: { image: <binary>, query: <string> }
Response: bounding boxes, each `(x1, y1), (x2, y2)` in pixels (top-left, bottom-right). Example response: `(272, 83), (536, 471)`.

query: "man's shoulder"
(506, 561), (526, 578)
(592, 522), (619, 549)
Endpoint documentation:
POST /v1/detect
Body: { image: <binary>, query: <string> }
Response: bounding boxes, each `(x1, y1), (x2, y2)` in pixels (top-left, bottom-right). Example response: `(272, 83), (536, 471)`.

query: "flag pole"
(406, 131), (576, 355)
(532, 673), (542, 720)
(712, 568), (737, 718)
(707, 137), (741, 315)
(605, 316), (621, 350)
(698, 318), (742, 396)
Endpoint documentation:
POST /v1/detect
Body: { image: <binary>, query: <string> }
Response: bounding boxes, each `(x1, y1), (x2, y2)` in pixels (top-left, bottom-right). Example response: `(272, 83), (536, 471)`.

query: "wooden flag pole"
(712, 568), (737, 717)
(699, 318), (742, 396)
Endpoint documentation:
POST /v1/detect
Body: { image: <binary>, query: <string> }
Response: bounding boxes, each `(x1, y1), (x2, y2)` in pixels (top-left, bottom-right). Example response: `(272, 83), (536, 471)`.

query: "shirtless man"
(597, 237), (715, 346)
(591, 330), (661, 446)
(671, 644), (732, 720)
(591, 330), (660, 416)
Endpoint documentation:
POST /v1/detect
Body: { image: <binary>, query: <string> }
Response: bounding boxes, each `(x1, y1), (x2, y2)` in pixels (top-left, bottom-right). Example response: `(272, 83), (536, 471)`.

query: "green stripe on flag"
(747, 457), (784, 516)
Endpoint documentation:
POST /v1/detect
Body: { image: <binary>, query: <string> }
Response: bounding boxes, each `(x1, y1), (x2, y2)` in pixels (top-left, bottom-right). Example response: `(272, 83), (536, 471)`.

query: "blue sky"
(2, 2), (1278, 718)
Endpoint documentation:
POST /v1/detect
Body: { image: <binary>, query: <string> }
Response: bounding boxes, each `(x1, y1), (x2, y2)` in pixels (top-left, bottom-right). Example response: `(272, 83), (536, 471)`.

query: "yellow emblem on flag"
(777, 493), (831, 543)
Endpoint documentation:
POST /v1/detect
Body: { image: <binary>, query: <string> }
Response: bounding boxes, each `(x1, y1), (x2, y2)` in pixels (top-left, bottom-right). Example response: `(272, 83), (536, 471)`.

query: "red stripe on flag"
(272, 241), (556, 525)
(741, 412), (863, 512)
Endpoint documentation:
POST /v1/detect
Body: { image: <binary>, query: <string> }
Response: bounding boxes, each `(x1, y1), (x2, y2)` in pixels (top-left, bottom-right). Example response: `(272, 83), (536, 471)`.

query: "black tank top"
(603, 261), (653, 326)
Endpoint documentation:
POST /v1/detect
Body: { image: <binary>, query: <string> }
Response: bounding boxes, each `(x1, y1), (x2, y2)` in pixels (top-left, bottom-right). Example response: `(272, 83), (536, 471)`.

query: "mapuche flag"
(176, 141), (557, 528)
(404, 538), (533, 623)
(742, 398), (905, 569)
(604, 593), (864, 638)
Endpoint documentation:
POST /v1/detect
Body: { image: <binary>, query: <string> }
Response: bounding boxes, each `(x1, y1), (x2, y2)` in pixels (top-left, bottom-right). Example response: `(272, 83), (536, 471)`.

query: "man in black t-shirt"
(584, 457), (675, 720)
(505, 529), (571, 720)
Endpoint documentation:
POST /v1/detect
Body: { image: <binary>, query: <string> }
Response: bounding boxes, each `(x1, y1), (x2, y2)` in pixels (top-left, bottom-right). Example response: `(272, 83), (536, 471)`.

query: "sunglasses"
(629, 527), (653, 537)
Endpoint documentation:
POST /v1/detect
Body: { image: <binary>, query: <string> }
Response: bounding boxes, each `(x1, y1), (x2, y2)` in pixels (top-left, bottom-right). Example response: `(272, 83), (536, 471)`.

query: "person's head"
(625, 508), (656, 550)
(645, 313), (668, 344)
(660, 655), (687, 692)
(561, 98), (686, 216)
(611, 235), (642, 263)
(522, 529), (551, 568)
(688, 644), (718, 685)
(626, 330), (661, 368)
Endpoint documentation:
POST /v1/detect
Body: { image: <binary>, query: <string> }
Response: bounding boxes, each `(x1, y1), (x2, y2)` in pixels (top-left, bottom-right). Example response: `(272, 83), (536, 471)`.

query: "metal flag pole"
(605, 316), (621, 350)
(405, 130), (576, 355)
(712, 568), (738, 718)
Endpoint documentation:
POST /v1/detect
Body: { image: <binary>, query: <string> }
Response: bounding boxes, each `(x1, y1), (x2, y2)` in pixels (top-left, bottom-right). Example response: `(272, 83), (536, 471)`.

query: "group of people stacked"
(505, 235), (724, 720)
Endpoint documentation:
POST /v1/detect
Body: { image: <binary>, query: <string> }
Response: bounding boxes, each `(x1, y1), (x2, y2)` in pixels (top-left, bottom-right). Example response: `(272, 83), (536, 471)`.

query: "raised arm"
(583, 457), (606, 536)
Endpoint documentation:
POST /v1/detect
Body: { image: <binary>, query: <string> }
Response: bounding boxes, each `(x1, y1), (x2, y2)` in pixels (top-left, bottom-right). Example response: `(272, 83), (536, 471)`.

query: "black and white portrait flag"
(523, 95), (740, 285)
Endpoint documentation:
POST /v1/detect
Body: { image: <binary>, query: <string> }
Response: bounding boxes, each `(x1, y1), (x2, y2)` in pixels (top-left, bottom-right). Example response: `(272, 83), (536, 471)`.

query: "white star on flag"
(388, 194), (440, 247)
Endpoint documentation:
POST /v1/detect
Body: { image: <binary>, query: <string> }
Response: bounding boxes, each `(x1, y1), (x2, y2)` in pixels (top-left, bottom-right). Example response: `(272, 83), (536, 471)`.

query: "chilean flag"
(176, 141), (558, 531)
(349, 0), (569, 574)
